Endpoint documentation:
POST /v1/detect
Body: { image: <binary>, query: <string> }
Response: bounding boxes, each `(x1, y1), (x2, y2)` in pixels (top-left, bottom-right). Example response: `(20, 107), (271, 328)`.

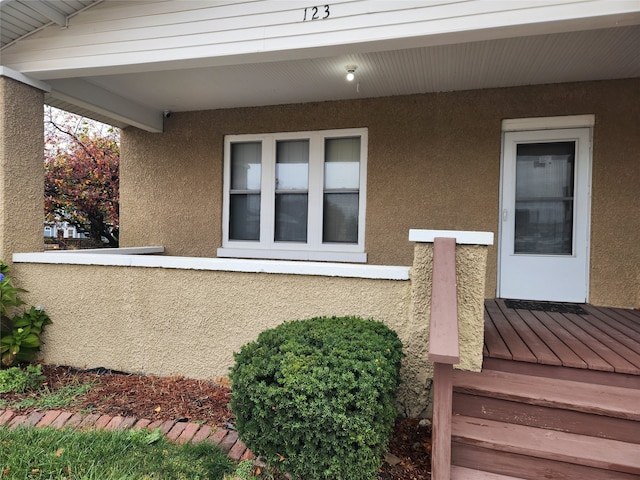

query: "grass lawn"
(0, 425), (234, 479)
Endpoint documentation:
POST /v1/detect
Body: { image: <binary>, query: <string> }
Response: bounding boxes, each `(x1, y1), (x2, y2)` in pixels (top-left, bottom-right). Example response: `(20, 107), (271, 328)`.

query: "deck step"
(450, 465), (527, 480)
(453, 391), (640, 443)
(452, 415), (640, 476)
(452, 369), (640, 420)
(452, 442), (640, 480)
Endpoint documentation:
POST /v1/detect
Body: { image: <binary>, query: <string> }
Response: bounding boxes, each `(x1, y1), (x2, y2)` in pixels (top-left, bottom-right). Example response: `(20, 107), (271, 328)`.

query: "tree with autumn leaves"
(44, 107), (119, 247)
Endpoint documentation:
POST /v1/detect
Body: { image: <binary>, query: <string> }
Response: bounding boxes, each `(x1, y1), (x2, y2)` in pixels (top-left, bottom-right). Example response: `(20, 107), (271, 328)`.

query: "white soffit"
(0, 0), (102, 49)
(82, 25), (640, 114)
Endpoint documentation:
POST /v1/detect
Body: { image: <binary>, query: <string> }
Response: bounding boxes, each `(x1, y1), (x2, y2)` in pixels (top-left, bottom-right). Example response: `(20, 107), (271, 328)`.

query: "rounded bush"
(229, 316), (404, 480)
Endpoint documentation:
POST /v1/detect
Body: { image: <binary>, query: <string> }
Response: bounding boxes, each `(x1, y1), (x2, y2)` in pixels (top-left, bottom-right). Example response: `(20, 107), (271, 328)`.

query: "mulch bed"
(2, 364), (431, 479)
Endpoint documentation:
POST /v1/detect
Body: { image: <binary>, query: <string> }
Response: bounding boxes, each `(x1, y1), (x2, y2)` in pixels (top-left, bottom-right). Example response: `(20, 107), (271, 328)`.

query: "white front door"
(499, 127), (592, 303)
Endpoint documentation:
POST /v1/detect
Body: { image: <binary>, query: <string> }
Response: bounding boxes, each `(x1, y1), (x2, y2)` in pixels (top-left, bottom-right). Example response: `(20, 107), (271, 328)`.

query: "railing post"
(406, 228), (493, 476)
(432, 362), (454, 480)
(429, 237), (459, 480)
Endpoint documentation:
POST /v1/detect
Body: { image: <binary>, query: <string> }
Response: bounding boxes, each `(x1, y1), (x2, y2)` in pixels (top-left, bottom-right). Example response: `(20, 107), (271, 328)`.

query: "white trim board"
(217, 248), (366, 264)
(409, 229), (494, 245)
(502, 115), (595, 131)
(13, 251), (410, 281)
(0, 66), (50, 92)
(49, 246), (164, 255)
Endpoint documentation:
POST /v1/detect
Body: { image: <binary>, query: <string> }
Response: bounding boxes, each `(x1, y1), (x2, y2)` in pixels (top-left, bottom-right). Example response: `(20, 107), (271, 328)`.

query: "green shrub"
(0, 364), (44, 394)
(230, 316), (404, 480)
(0, 261), (52, 367)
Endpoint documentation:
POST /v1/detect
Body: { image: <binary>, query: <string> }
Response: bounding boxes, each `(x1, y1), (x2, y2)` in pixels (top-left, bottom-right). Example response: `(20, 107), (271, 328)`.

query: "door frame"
(497, 115), (594, 302)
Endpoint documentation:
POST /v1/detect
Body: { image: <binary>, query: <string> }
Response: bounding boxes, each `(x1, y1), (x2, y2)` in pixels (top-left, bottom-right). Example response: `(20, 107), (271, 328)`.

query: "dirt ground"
(2, 364), (431, 479)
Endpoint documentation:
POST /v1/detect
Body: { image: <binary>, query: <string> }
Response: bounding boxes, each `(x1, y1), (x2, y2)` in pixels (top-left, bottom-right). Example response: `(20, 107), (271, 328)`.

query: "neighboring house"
(44, 222), (88, 240)
(1, 2), (639, 476)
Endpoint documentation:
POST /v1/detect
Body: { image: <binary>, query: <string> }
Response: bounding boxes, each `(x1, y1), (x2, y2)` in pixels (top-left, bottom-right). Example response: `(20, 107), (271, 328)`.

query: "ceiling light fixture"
(345, 65), (357, 81)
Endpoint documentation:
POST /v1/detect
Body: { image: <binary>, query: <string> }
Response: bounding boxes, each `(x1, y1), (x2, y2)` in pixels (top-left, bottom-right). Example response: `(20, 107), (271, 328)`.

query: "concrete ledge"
(13, 251), (410, 280)
(45, 246), (165, 255)
(409, 229), (494, 246)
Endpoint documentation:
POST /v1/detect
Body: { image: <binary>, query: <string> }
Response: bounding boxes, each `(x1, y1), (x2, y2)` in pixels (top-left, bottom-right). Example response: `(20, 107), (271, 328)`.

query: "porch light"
(345, 65), (357, 81)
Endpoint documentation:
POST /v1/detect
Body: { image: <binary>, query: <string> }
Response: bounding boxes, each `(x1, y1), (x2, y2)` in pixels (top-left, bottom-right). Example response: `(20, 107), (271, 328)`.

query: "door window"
(514, 142), (575, 255)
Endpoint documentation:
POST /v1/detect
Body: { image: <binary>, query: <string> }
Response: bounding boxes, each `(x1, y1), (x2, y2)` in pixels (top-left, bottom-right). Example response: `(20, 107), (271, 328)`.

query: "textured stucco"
(399, 243), (487, 417)
(0, 76), (44, 263)
(15, 236), (488, 418)
(121, 79), (640, 308)
(16, 262), (418, 406)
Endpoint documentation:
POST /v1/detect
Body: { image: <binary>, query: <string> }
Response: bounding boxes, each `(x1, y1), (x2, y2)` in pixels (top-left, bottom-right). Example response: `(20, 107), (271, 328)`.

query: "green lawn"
(0, 425), (234, 479)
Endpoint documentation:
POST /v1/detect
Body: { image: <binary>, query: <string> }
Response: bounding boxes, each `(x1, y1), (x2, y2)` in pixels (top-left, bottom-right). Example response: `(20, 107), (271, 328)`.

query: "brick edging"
(0, 409), (254, 462)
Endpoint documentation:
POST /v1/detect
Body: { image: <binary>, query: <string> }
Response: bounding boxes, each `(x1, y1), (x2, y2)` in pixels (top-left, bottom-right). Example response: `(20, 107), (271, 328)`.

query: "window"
(219, 128), (367, 262)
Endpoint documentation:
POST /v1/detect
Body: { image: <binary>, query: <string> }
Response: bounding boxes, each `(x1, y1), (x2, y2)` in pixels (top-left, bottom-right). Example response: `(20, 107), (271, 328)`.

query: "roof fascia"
(4, 3), (640, 80)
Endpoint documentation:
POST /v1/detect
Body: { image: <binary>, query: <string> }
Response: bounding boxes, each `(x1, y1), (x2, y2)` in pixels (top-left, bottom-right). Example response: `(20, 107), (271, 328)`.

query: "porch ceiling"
(78, 25), (640, 112)
(1, 1), (639, 131)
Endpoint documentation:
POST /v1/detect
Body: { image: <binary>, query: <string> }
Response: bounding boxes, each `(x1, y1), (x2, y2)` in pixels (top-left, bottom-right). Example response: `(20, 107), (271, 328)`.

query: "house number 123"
(303, 5), (330, 21)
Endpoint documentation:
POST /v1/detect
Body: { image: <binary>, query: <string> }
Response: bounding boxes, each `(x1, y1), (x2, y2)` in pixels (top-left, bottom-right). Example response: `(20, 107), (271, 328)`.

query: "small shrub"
(230, 316), (404, 480)
(0, 261), (52, 367)
(0, 364), (44, 394)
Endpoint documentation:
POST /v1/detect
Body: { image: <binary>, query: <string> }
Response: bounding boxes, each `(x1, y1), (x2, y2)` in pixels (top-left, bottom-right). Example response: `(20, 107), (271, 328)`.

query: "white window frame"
(218, 128), (368, 263)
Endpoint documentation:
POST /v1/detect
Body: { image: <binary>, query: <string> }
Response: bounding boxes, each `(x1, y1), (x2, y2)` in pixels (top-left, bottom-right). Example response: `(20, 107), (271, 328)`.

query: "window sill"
(216, 247), (367, 264)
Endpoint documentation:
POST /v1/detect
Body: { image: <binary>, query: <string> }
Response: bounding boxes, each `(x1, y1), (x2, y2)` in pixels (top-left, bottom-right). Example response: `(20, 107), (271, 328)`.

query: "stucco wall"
(15, 235), (488, 418)
(121, 79), (640, 308)
(17, 262), (416, 407)
(0, 77), (44, 263)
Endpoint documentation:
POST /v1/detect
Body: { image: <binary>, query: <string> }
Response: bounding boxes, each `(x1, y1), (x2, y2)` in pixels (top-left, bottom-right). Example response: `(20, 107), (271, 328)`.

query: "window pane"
(276, 140), (309, 190)
(324, 137), (360, 189)
(275, 193), (308, 242)
(231, 142), (261, 190)
(323, 193), (358, 243)
(515, 142), (575, 255)
(230, 194), (260, 240)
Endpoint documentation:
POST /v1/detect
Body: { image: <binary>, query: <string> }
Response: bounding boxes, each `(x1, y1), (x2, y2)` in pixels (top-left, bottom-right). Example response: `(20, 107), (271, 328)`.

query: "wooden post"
(432, 362), (454, 480)
(429, 237), (459, 480)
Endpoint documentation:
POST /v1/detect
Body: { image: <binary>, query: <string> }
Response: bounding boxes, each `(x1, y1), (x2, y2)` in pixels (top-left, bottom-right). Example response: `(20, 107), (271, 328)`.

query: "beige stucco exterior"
(121, 78), (640, 308)
(0, 76), (44, 263)
(15, 237), (488, 418)
(401, 243), (487, 417)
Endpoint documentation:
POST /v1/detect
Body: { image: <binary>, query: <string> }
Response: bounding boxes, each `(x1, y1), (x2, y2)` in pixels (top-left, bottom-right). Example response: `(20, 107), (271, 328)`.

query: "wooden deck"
(483, 299), (640, 388)
(448, 299), (640, 479)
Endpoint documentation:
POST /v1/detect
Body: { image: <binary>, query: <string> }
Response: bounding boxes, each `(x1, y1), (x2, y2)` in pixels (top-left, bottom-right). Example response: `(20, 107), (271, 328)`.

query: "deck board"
(612, 308), (640, 324)
(485, 301), (537, 363)
(590, 306), (640, 335)
(484, 301), (640, 376)
(530, 310), (613, 372)
(495, 300), (560, 365)
(517, 308), (583, 367)
(504, 308), (576, 367)
(564, 314), (640, 370)
(484, 309), (513, 360)
(548, 312), (638, 374)
(577, 313), (640, 360)
(582, 306), (640, 347)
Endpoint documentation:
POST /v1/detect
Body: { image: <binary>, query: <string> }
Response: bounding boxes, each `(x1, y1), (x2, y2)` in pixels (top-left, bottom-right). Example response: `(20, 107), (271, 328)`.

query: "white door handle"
(502, 209), (508, 221)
